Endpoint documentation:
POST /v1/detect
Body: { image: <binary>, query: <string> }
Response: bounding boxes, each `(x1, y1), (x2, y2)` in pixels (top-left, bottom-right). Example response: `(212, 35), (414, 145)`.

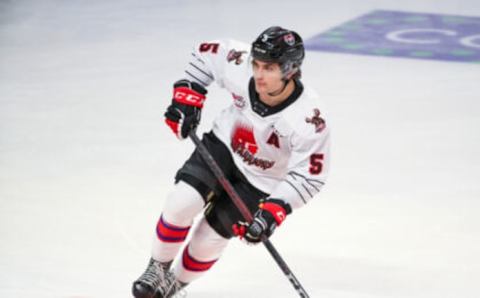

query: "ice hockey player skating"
(132, 26), (331, 298)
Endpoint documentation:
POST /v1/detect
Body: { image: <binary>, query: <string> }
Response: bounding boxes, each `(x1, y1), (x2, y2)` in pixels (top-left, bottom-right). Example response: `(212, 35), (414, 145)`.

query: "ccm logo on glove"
(173, 87), (205, 108)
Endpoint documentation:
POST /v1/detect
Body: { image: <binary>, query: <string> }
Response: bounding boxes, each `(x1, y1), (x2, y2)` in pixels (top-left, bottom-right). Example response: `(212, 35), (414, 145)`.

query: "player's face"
(251, 59), (284, 95)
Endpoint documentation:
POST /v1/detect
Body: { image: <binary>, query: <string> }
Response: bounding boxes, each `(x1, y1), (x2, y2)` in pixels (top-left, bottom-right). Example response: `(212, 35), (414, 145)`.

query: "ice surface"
(1, 1), (479, 297)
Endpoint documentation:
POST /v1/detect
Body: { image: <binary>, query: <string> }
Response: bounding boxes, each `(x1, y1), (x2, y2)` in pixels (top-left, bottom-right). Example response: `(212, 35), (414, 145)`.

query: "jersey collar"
(248, 78), (303, 117)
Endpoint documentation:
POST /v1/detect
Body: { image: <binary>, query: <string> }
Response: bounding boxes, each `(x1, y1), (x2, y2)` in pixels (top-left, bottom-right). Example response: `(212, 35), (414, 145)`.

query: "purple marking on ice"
(305, 10), (480, 63)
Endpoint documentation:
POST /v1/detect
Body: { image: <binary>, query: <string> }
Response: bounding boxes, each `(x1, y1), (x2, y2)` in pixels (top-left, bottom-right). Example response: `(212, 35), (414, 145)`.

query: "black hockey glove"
(165, 79), (207, 140)
(232, 199), (292, 244)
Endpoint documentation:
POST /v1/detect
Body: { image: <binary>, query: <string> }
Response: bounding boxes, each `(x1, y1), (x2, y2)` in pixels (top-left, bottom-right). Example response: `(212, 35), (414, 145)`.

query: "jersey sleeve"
(183, 40), (232, 88)
(269, 126), (331, 210)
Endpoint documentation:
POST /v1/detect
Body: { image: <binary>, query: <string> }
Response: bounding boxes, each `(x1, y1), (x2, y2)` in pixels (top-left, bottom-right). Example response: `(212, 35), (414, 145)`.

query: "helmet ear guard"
(251, 26), (305, 79)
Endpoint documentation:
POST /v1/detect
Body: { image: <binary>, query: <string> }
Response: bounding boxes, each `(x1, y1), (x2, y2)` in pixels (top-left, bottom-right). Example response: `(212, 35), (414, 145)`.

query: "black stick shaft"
(189, 131), (310, 298)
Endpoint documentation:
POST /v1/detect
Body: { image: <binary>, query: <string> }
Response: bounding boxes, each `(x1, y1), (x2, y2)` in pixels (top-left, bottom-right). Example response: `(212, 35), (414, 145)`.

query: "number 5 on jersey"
(199, 43), (219, 53)
(309, 153), (324, 175)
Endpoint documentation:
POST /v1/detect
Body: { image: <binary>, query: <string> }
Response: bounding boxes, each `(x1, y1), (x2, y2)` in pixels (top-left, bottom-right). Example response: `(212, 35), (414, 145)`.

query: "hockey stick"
(189, 131), (310, 298)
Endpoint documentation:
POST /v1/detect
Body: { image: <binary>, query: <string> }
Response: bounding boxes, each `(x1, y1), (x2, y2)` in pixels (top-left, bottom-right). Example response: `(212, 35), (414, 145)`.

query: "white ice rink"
(1, 1), (479, 297)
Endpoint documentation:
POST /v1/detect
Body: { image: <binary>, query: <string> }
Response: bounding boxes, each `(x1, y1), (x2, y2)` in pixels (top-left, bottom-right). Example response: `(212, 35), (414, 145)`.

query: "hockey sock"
(152, 215), (191, 263)
(173, 218), (229, 283)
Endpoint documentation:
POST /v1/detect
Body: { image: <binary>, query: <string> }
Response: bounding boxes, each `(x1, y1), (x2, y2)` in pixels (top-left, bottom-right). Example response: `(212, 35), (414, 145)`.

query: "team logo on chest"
(305, 108), (326, 133)
(231, 123), (275, 170)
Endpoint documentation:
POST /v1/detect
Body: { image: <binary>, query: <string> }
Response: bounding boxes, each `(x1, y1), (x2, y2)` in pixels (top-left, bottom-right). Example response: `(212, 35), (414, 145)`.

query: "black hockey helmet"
(251, 26), (305, 79)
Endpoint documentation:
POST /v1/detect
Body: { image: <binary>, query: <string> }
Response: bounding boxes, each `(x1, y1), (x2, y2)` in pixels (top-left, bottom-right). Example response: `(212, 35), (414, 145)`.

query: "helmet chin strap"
(267, 78), (289, 97)
(267, 66), (297, 97)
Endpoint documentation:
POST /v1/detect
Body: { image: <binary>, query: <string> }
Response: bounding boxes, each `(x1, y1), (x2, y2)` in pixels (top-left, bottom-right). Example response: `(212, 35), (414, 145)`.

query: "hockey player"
(132, 26), (330, 298)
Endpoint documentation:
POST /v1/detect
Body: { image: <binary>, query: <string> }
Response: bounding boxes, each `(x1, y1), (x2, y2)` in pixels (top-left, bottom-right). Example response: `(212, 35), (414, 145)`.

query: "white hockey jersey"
(183, 39), (330, 210)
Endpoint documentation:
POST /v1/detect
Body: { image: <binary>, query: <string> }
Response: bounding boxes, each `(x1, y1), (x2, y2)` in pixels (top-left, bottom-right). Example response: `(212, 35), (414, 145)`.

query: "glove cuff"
(260, 199), (291, 226)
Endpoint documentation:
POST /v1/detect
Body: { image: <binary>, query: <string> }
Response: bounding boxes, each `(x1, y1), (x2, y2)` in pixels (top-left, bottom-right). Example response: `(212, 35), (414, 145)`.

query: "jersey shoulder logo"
(231, 93), (246, 109)
(227, 49), (247, 65)
(305, 108), (326, 133)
